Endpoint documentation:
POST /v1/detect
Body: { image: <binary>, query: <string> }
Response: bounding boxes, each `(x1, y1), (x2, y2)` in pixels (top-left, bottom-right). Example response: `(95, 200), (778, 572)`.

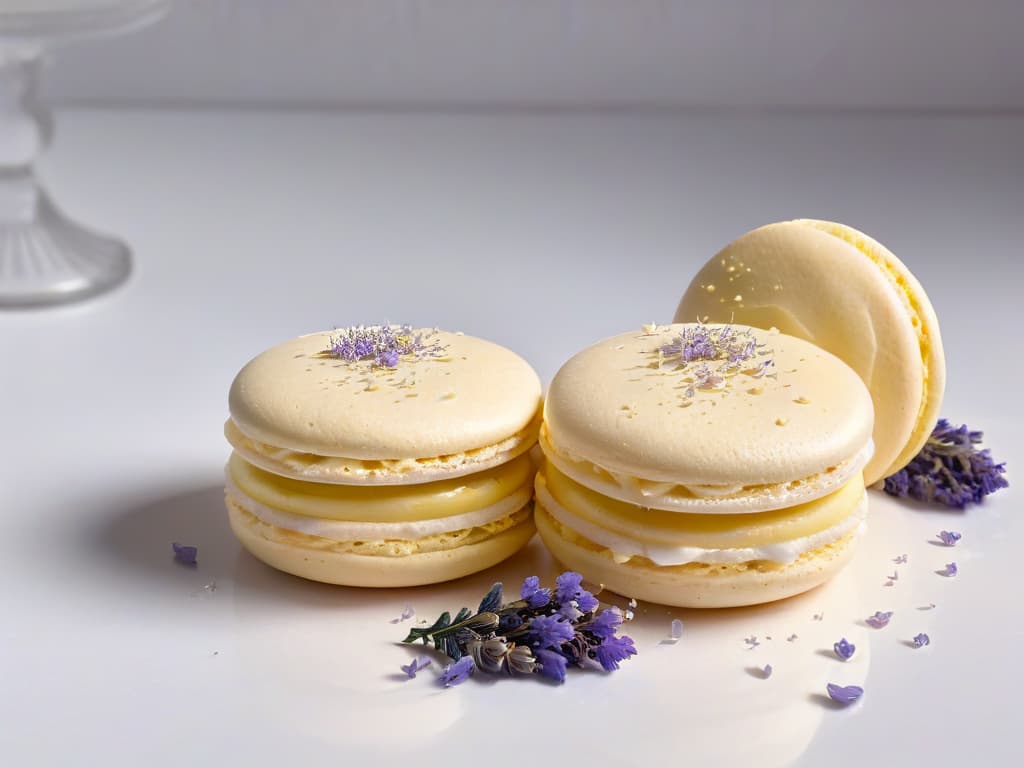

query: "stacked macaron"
(224, 325), (542, 587)
(535, 323), (875, 607)
(675, 219), (944, 486)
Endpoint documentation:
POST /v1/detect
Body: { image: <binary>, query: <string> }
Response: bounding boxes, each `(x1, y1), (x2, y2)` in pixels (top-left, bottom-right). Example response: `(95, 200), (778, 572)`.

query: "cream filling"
(225, 470), (532, 541)
(225, 416), (539, 485)
(540, 425), (873, 514)
(536, 480), (866, 566)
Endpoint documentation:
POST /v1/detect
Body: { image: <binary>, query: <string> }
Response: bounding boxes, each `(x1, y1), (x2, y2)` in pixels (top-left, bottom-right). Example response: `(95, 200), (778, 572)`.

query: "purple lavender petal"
(554, 571), (584, 604)
(594, 635), (637, 671)
(575, 589), (599, 614)
(826, 683), (864, 705)
(762, 664), (773, 679)
(389, 605), (415, 624)
(529, 614), (575, 649)
(940, 562), (958, 577)
(833, 638), (856, 661)
(938, 531), (962, 547)
(534, 648), (568, 683)
(586, 608), (624, 640)
(912, 633), (931, 648)
(400, 656), (433, 678)
(865, 611), (893, 629)
(438, 656), (475, 687)
(520, 575), (550, 608)
(172, 542), (198, 566)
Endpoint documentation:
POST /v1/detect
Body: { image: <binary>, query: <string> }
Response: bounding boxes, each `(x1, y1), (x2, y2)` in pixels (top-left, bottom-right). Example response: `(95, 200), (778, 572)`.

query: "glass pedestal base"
(0, 177), (129, 306)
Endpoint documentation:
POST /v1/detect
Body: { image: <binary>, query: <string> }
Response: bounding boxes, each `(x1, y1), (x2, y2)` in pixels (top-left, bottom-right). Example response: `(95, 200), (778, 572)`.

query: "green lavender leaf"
(477, 583), (503, 614)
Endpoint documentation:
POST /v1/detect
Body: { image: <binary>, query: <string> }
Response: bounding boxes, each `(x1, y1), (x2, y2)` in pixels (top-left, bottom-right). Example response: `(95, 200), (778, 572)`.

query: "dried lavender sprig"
(884, 419), (1007, 508)
(399, 572), (637, 686)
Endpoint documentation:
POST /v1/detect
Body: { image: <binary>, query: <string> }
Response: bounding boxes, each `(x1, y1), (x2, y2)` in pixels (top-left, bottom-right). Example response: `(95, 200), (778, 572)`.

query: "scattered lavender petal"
(439, 656), (475, 687)
(833, 638), (856, 661)
(813, 613), (824, 621)
(400, 656), (433, 678)
(762, 664), (773, 679)
(744, 635), (760, 649)
(888, 572), (899, 582)
(938, 531), (962, 547)
(884, 580), (895, 587)
(670, 619), (684, 639)
(389, 605), (416, 624)
(912, 633), (931, 648)
(787, 634), (799, 642)
(172, 542), (198, 566)
(939, 562), (958, 577)
(866, 611), (893, 629)
(918, 603), (937, 611)
(826, 683), (864, 705)
(893, 554), (908, 565)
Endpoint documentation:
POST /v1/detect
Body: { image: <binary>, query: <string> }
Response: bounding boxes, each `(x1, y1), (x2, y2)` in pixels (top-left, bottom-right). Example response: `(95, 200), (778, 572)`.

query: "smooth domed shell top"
(674, 220), (945, 485)
(229, 329), (542, 460)
(543, 324), (873, 486)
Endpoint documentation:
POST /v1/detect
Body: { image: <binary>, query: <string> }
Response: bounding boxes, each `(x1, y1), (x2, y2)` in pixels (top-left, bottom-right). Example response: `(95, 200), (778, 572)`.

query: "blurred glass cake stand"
(0, 0), (169, 307)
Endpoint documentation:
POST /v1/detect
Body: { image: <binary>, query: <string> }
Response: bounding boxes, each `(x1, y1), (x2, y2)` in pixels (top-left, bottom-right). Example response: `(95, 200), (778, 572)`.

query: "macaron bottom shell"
(227, 494), (536, 588)
(534, 504), (859, 609)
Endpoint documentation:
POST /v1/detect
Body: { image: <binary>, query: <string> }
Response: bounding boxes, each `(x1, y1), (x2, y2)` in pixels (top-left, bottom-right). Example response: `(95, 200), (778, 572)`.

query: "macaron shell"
(227, 494), (536, 588)
(675, 220), (944, 485)
(535, 504), (859, 608)
(229, 330), (542, 461)
(543, 324), (873, 487)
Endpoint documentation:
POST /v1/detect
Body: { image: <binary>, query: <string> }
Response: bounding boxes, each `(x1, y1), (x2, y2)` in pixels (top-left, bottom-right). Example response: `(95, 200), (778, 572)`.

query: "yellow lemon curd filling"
(226, 452), (535, 557)
(536, 462), (865, 566)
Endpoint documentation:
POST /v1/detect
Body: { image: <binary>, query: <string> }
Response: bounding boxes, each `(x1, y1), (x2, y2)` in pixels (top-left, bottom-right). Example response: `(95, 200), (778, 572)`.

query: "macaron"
(535, 323), (874, 608)
(674, 219), (944, 486)
(224, 325), (542, 587)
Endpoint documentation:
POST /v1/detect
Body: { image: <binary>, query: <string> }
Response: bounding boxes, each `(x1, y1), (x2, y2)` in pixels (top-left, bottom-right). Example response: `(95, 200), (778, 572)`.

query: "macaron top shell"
(674, 220), (944, 485)
(543, 324), (873, 488)
(229, 329), (542, 461)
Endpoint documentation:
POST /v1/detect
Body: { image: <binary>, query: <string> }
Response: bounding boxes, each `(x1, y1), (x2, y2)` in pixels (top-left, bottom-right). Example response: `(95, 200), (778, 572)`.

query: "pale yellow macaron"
(674, 220), (944, 486)
(225, 325), (542, 587)
(535, 323), (874, 608)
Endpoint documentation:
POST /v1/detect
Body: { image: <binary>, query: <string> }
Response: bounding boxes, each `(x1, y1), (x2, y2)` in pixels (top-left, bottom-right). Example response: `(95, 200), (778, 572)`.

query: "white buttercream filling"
(540, 425), (874, 514)
(536, 480), (867, 566)
(225, 471), (532, 541)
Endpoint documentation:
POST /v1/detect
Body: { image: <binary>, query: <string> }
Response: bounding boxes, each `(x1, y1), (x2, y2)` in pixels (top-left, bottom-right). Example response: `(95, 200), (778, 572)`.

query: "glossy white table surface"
(2, 107), (1019, 767)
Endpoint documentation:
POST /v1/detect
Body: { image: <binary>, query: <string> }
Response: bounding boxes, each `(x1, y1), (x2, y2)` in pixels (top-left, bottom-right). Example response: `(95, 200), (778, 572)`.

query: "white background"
(2, 2), (1022, 767)
(47, 0), (1024, 110)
